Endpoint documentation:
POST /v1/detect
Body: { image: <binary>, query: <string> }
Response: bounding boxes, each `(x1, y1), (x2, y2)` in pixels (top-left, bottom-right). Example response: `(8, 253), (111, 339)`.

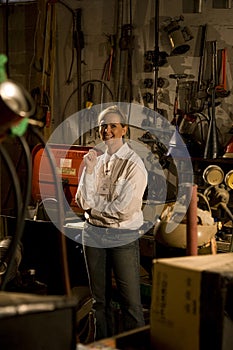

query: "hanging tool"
(47, 1), (56, 139)
(169, 73), (188, 126)
(117, 0), (134, 102)
(197, 24), (207, 94)
(101, 34), (115, 106)
(215, 48), (230, 98)
(204, 41), (219, 159)
(74, 8), (84, 145)
(152, 0), (168, 115)
(74, 8), (84, 112)
(40, 0), (58, 140)
(195, 24), (208, 112)
(153, 0), (160, 113)
(85, 83), (94, 109)
(40, 1), (52, 110)
(102, 34), (116, 82)
(84, 83), (94, 137)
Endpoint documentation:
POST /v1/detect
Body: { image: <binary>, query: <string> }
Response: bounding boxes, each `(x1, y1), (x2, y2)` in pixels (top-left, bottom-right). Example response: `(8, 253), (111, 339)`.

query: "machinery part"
(155, 192), (217, 249)
(157, 51), (168, 66)
(204, 185), (230, 208)
(144, 62), (153, 73)
(144, 50), (154, 61)
(169, 73), (188, 80)
(119, 23), (134, 51)
(225, 170), (233, 189)
(203, 165), (224, 186)
(164, 15), (193, 55)
(178, 80), (198, 114)
(138, 131), (168, 162)
(204, 184), (233, 231)
(143, 92), (153, 103)
(143, 78), (153, 89)
(157, 77), (166, 88)
(144, 50), (168, 67)
(0, 237), (22, 286)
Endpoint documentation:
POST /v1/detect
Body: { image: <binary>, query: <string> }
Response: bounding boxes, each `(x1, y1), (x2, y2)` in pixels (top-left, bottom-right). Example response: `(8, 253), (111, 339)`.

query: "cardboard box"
(150, 253), (233, 350)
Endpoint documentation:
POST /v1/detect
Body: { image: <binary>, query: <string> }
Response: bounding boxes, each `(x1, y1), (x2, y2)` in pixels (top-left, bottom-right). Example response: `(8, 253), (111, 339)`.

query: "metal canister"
(203, 165), (224, 186)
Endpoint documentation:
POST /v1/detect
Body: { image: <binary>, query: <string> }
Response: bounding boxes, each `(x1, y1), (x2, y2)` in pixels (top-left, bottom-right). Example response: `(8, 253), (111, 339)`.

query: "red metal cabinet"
(31, 143), (92, 211)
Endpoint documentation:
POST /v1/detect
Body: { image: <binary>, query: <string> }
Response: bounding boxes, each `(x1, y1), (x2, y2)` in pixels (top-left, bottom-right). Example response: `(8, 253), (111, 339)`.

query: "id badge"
(98, 177), (111, 195)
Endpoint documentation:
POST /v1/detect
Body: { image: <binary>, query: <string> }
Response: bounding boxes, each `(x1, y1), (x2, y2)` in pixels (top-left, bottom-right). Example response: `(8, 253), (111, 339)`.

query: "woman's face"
(99, 113), (127, 144)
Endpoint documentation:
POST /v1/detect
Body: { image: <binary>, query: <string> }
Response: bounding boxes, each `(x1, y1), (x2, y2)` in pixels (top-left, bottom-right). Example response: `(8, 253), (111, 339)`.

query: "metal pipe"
(186, 184), (198, 256)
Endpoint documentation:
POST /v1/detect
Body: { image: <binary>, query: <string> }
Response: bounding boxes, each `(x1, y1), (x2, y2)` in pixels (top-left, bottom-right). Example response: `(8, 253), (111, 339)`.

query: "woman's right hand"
(84, 149), (97, 174)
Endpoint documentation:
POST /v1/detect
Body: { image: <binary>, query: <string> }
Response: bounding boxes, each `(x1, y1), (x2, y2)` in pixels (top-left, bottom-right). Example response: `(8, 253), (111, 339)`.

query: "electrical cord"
(30, 125), (71, 295)
(0, 125), (71, 295)
(0, 135), (32, 289)
(55, 0), (76, 84)
(62, 80), (114, 120)
(0, 143), (24, 290)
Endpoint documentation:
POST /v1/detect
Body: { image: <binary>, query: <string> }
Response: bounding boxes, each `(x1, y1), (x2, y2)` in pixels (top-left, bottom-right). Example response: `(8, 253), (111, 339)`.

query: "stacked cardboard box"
(150, 253), (233, 350)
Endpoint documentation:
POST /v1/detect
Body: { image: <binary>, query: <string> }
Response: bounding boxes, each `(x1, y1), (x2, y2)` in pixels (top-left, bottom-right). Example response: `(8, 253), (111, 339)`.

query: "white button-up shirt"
(75, 143), (148, 229)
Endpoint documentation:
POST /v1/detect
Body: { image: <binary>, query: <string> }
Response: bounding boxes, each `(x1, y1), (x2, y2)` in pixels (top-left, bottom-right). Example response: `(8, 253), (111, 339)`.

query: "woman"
(75, 105), (148, 340)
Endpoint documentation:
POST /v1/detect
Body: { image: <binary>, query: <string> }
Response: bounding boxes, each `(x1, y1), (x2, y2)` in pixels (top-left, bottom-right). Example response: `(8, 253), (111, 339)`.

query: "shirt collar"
(103, 143), (129, 162)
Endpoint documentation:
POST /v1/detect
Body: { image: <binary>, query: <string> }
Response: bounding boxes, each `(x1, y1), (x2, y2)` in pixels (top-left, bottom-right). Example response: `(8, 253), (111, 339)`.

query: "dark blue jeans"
(83, 229), (145, 340)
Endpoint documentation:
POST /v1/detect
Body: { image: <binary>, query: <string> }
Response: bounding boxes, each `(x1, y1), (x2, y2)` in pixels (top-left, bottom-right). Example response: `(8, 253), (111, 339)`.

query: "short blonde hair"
(98, 105), (127, 126)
